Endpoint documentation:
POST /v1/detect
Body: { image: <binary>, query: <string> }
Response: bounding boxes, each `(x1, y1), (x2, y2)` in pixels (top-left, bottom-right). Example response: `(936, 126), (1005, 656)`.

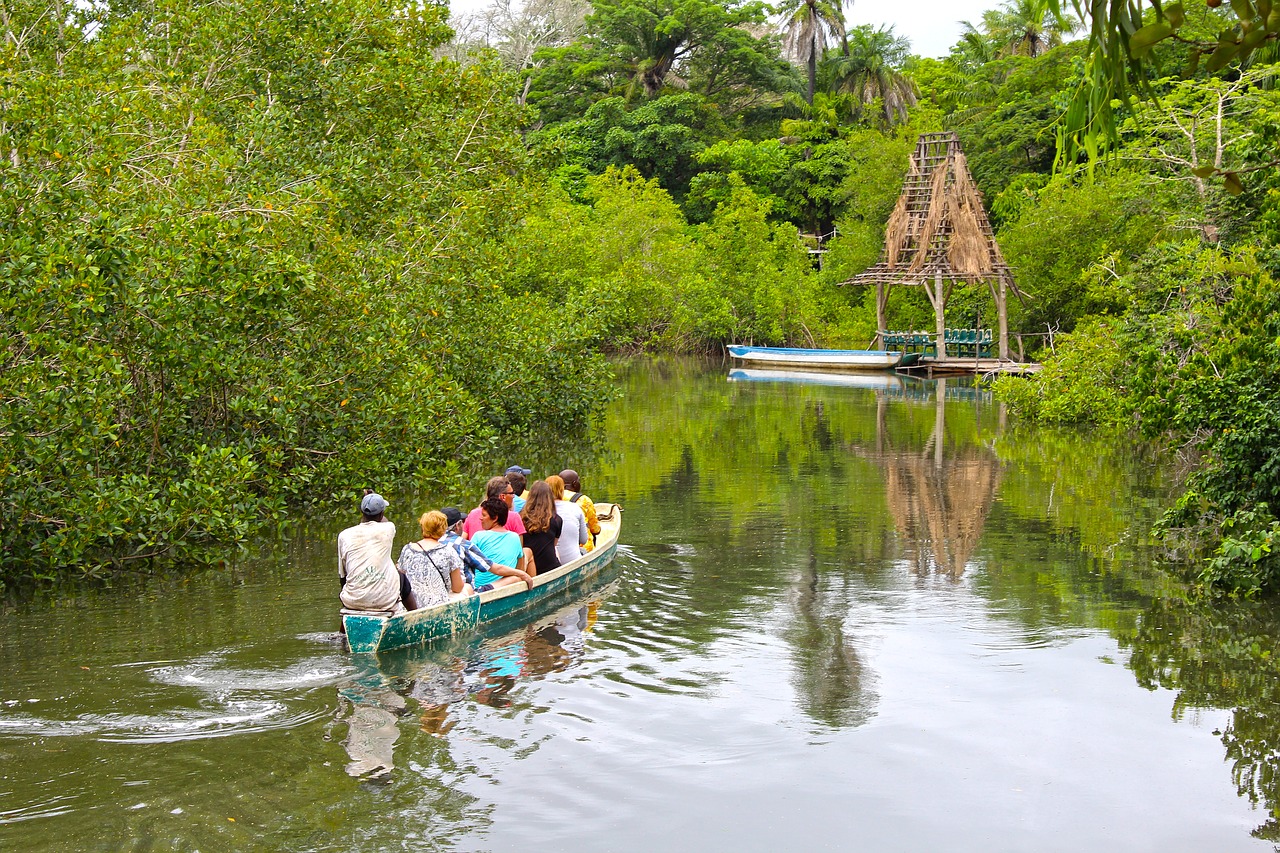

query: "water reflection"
(729, 367), (903, 391)
(333, 598), (603, 781)
(787, 552), (876, 729)
(733, 366), (1005, 580)
(6, 356), (1279, 851)
(1123, 596), (1280, 843)
(874, 380), (1004, 578)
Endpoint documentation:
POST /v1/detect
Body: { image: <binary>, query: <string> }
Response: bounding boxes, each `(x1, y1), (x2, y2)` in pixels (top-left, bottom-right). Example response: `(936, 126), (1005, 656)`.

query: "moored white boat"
(728, 368), (904, 390)
(343, 504), (622, 654)
(727, 345), (903, 370)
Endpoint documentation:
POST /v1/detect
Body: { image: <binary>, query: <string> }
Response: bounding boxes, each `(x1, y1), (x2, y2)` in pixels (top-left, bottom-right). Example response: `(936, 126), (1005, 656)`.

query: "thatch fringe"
(947, 154), (990, 277)
(884, 192), (911, 269)
(841, 131), (1022, 301)
(908, 155), (951, 274)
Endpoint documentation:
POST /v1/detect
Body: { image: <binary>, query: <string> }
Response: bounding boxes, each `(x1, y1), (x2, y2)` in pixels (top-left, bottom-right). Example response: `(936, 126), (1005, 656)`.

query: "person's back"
(472, 527), (522, 569)
(338, 493), (400, 612)
(399, 509), (467, 609)
(553, 500), (587, 565)
(560, 469), (601, 552)
(521, 481), (562, 576)
(547, 474), (587, 566)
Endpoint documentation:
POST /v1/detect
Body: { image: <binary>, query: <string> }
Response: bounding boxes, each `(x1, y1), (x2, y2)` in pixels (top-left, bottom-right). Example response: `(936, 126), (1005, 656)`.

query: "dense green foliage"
(5, 0), (1280, 592)
(0, 0), (613, 581)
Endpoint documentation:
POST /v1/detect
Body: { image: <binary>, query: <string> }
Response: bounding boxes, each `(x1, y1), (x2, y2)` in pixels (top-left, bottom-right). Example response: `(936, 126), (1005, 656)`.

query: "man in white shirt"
(338, 492), (407, 612)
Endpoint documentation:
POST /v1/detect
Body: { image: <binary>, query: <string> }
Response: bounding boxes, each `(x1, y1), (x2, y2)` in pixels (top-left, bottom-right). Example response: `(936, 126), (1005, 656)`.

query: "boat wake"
(0, 648), (352, 743)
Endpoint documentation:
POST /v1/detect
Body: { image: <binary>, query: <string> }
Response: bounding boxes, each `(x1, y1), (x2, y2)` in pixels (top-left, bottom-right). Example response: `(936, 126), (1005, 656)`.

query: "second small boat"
(727, 345), (904, 371)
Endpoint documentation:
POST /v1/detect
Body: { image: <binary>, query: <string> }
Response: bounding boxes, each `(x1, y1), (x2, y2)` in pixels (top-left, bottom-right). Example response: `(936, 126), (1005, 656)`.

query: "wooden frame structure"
(840, 131), (1024, 360)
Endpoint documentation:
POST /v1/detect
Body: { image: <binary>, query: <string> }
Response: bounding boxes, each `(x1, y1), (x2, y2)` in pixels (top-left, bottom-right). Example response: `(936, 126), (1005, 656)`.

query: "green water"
(4, 357), (1280, 851)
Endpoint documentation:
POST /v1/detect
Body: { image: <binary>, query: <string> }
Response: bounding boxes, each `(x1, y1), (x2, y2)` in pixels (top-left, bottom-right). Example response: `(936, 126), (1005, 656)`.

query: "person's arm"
(577, 510), (588, 546)
(445, 550), (467, 594)
(581, 497), (600, 536)
(399, 570), (419, 611)
(461, 539), (492, 574)
(488, 562), (533, 586)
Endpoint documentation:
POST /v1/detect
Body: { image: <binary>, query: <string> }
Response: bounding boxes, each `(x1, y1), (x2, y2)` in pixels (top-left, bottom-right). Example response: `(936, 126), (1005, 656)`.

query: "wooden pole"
(997, 275), (1009, 360)
(934, 271), (947, 359)
(934, 378), (946, 470)
(876, 282), (886, 349)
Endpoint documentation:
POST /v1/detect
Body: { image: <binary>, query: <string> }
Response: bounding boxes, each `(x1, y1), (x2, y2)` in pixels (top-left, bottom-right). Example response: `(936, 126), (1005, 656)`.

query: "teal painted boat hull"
(343, 506), (622, 654)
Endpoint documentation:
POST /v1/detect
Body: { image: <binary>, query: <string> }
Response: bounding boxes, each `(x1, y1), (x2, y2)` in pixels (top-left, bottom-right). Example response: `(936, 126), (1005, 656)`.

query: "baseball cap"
(360, 493), (389, 515)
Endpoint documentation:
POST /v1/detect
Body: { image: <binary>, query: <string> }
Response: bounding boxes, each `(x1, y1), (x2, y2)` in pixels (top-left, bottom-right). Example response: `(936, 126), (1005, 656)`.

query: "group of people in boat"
(337, 466), (602, 616)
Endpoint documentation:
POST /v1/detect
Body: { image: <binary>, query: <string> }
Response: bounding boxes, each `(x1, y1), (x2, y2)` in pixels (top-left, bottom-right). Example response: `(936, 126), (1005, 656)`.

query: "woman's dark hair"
(521, 481), (555, 533)
(505, 470), (527, 495)
(480, 497), (508, 526)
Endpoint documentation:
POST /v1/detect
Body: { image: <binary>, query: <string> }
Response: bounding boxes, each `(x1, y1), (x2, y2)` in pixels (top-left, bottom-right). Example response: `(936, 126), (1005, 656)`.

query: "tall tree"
(981, 0), (1076, 58)
(778, 0), (847, 104)
(953, 20), (999, 70)
(586, 0), (772, 97)
(826, 24), (916, 125)
(450, 0), (590, 78)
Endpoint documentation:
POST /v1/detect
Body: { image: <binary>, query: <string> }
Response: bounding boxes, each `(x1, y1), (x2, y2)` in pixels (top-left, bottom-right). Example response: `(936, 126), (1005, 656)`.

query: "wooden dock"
(901, 357), (1042, 378)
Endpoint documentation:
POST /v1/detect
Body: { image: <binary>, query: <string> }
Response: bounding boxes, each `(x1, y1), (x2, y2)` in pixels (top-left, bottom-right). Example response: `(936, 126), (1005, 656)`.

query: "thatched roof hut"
(842, 131), (1023, 360)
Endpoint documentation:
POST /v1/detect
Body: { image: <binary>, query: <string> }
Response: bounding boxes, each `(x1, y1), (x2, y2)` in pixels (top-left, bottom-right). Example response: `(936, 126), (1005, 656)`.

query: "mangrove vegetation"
(2, 0), (1280, 592)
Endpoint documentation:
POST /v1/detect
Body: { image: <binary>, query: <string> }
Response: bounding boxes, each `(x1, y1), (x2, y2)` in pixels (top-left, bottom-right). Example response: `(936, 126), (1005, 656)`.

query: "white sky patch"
(445, 0), (1004, 59)
(846, 0), (1003, 58)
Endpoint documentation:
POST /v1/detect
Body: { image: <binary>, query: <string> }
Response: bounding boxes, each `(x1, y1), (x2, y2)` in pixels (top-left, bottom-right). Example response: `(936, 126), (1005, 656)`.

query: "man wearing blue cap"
(505, 465), (531, 512)
(338, 490), (410, 613)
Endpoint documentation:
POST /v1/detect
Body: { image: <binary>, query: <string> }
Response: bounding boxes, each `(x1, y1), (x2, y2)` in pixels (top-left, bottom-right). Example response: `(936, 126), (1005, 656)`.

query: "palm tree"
(953, 20), (998, 70)
(981, 0), (1077, 58)
(778, 0), (847, 105)
(826, 24), (917, 126)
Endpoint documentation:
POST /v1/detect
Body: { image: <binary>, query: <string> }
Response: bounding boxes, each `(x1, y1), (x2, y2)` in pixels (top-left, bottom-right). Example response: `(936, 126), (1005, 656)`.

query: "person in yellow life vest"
(558, 469), (600, 552)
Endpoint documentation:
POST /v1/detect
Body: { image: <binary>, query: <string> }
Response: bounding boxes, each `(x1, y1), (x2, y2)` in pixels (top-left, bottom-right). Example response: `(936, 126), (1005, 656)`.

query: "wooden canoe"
(342, 504), (622, 654)
(727, 345), (904, 370)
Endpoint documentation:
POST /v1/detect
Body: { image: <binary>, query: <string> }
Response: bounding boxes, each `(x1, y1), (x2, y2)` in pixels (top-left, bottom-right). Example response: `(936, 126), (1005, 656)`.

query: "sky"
(845, 0), (998, 58)
(446, 0), (1003, 60)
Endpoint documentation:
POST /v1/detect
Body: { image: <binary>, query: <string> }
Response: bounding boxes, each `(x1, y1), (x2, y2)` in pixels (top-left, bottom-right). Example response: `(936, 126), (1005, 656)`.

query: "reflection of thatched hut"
(842, 131), (1023, 360)
(881, 445), (1002, 576)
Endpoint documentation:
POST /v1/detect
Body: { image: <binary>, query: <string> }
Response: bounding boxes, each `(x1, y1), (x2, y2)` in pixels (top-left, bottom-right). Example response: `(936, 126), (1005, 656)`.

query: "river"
(3, 357), (1280, 851)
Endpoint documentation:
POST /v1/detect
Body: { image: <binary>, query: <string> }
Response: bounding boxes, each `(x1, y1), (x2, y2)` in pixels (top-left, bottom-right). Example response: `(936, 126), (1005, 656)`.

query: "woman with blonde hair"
(546, 474), (588, 567)
(398, 510), (469, 609)
(520, 481), (562, 576)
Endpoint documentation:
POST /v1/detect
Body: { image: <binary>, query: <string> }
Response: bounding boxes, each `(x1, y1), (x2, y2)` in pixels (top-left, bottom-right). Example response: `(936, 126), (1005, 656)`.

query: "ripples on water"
(2, 361), (1277, 850)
